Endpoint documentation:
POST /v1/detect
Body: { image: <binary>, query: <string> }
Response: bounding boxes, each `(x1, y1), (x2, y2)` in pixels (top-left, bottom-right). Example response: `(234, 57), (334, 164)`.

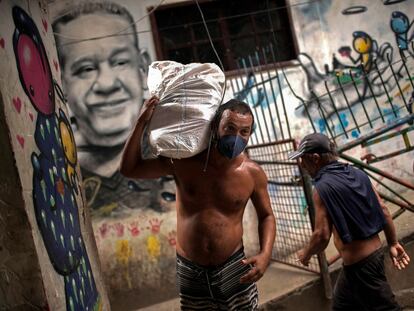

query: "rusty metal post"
(302, 173), (333, 300)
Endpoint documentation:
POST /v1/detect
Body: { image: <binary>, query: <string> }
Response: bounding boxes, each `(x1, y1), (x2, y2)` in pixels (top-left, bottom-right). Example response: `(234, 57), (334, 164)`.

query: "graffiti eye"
(29, 85), (35, 97)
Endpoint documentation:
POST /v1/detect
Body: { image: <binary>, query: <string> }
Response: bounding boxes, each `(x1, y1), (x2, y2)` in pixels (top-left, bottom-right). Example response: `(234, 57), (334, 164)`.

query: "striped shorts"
(176, 247), (258, 310)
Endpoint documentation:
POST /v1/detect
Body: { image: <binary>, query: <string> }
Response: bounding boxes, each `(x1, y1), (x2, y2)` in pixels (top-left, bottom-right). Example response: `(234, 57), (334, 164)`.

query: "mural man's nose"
(92, 64), (122, 94)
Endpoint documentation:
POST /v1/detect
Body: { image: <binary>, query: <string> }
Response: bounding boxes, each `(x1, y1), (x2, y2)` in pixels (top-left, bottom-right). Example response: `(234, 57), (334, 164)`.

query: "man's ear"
(138, 48), (152, 91)
(312, 153), (321, 163)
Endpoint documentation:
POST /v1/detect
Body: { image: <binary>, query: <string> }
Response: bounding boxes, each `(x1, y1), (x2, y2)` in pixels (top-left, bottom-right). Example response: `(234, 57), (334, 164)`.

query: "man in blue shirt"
(290, 133), (410, 310)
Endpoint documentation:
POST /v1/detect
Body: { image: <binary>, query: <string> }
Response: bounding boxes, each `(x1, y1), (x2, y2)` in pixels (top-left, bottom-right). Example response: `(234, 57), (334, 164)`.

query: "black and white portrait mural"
(51, 2), (178, 309)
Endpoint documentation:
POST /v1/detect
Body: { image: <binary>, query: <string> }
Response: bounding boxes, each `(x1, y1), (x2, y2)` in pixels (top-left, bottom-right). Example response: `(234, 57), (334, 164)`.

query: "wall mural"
(11, 5), (100, 310)
(45, 0), (414, 308)
(232, 2), (414, 142)
(50, 1), (178, 307)
(226, 0), (414, 222)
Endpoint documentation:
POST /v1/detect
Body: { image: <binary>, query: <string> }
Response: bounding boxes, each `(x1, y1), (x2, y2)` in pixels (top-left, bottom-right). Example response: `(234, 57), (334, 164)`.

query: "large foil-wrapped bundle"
(146, 61), (225, 159)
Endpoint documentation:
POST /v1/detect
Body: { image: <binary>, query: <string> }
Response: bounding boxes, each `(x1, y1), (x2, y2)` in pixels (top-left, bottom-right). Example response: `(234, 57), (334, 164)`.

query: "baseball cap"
(288, 133), (332, 160)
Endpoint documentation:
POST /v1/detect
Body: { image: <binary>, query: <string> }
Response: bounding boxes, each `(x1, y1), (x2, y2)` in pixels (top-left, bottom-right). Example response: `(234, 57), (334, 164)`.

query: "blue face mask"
(217, 135), (248, 159)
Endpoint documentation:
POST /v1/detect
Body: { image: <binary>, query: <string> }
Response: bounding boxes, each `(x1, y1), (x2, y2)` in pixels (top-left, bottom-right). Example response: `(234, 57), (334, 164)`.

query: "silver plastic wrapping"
(146, 61), (225, 159)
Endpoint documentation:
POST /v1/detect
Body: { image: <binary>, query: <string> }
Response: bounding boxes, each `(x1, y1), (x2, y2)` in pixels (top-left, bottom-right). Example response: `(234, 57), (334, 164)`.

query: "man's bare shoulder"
(244, 156), (267, 181)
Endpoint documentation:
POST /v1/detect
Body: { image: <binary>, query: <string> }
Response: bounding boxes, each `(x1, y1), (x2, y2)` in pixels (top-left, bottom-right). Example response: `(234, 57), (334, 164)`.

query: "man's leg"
(210, 248), (258, 311)
(352, 250), (401, 311)
(332, 268), (363, 311)
(176, 254), (218, 311)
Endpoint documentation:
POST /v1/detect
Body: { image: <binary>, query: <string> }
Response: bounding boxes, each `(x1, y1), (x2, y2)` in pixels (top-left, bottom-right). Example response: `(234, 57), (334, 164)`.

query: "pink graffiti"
(99, 223), (110, 239)
(128, 221), (141, 237)
(148, 218), (163, 234)
(168, 230), (176, 247)
(112, 223), (125, 237)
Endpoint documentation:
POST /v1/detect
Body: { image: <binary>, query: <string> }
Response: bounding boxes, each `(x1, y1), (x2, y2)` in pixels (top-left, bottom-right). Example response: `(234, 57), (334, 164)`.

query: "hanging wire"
(53, 0), (319, 43)
(53, 0), (167, 41)
(193, 0), (228, 172)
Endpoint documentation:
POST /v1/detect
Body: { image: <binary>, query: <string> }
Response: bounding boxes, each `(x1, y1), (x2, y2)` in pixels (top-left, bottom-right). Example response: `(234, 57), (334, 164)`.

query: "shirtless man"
(120, 97), (276, 310)
(291, 133), (410, 311)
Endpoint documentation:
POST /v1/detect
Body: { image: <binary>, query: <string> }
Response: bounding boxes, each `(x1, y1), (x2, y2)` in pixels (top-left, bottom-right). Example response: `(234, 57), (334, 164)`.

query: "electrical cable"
(53, 0), (166, 41)
(193, 0), (228, 172)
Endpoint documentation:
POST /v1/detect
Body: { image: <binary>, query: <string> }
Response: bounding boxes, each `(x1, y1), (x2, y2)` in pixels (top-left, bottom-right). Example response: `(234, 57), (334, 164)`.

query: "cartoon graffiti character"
(343, 31), (378, 73)
(59, 108), (80, 194)
(12, 6), (100, 310)
(390, 11), (414, 59)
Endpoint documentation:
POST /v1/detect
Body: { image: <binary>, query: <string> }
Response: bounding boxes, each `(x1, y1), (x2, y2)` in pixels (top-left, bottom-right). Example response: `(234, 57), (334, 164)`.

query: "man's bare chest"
(176, 168), (254, 208)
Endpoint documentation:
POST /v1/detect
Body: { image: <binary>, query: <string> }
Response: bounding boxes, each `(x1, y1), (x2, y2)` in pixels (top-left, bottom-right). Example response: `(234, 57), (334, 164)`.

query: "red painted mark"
(149, 218), (163, 234)
(168, 230), (176, 247)
(0, 38), (4, 49)
(28, 112), (34, 121)
(112, 223), (125, 237)
(128, 221), (140, 237)
(99, 223), (110, 239)
(12, 97), (22, 113)
(53, 59), (59, 72)
(41, 19), (48, 32)
(16, 135), (25, 148)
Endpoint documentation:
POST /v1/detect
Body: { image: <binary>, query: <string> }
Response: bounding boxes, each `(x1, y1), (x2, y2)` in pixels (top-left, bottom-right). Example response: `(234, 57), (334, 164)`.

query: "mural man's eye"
(30, 85), (35, 96)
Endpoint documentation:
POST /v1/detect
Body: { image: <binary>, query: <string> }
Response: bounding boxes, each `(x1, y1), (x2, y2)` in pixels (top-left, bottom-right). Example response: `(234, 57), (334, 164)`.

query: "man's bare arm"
(120, 96), (173, 179)
(298, 190), (332, 266)
(240, 164), (276, 283)
(372, 186), (410, 269)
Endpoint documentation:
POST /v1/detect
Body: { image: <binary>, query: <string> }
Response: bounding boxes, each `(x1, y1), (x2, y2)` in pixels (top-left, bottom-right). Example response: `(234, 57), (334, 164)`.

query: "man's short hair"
(52, 2), (139, 64)
(212, 99), (255, 136)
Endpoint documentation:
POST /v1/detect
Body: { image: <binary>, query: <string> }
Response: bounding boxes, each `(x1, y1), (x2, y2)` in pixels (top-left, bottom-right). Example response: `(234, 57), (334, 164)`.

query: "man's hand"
(389, 242), (410, 270)
(139, 95), (159, 122)
(240, 253), (270, 284)
(297, 248), (311, 266)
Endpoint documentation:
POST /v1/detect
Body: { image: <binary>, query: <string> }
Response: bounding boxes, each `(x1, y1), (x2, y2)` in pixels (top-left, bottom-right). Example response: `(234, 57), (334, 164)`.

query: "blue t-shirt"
(313, 161), (387, 244)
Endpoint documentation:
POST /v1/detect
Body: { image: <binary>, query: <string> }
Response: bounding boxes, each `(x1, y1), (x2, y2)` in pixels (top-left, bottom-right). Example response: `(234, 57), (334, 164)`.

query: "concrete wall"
(45, 0), (414, 309)
(0, 0), (109, 309)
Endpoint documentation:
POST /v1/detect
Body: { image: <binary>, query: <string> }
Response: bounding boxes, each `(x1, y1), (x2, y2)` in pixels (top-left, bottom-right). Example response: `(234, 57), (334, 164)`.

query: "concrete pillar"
(0, 0), (110, 309)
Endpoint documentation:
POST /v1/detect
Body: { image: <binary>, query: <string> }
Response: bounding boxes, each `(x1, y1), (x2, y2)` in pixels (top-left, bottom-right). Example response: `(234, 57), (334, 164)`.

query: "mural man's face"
(58, 14), (144, 147)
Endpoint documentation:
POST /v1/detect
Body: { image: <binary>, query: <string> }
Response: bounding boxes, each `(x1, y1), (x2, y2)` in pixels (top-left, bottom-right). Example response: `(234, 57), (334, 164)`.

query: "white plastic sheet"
(146, 61), (225, 159)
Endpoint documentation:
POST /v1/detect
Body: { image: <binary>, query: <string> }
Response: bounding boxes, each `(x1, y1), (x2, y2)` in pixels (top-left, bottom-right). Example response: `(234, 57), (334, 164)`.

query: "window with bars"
(149, 0), (298, 72)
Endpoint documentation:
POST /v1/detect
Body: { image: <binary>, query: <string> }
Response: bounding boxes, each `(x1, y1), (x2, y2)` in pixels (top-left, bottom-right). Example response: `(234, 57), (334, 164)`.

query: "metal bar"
(374, 59), (398, 117)
(303, 173), (333, 299)
(340, 153), (414, 191)
(386, 53), (410, 112)
(392, 208), (406, 219)
(269, 45), (315, 134)
(364, 74), (386, 123)
(349, 71), (373, 128)
(324, 81), (349, 138)
(260, 48), (285, 140)
(338, 113), (414, 152)
(363, 169), (413, 207)
(362, 125), (414, 147)
(401, 56), (414, 90)
(265, 44), (292, 139)
(241, 57), (272, 141)
(335, 76), (361, 132)
(270, 258), (319, 274)
(363, 146), (414, 164)
(245, 56), (273, 141)
(377, 191), (414, 213)
(312, 92), (337, 142)
(246, 138), (295, 149)
(268, 180), (301, 186)
(254, 50), (279, 139)
(233, 69), (265, 143)
(229, 78), (259, 144)
(254, 160), (298, 166)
